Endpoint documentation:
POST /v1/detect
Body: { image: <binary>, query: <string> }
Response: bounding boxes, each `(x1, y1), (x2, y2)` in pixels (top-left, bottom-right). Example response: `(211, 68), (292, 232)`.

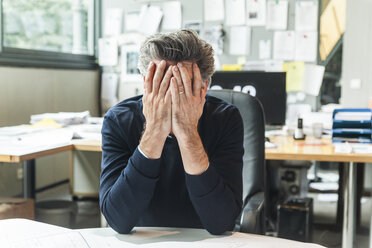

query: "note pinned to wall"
(283, 61), (305, 92)
(98, 38), (118, 66)
(259, 40), (271, 59)
(266, 0), (288, 30)
(161, 1), (182, 30)
(125, 11), (140, 31)
(302, 64), (325, 96)
(138, 5), (163, 35)
(225, 0), (246, 26)
(204, 0), (224, 21)
(101, 73), (119, 113)
(295, 31), (317, 62)
(295, 1), (318, 31)
(104, 8), (123, 36)
(229, 26), (251, 55)
(273, 31), (295, 60)
(246, 0), (266, 26)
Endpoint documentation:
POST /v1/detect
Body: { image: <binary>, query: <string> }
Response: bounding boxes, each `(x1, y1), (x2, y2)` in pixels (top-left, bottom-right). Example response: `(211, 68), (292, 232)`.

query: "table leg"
(342, 162), (357, 248)
(23, 159), (36, 199)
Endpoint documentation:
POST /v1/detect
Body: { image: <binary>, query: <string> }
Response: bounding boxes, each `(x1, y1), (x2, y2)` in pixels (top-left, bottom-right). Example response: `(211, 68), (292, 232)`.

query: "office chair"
(208, 89), (266, 234)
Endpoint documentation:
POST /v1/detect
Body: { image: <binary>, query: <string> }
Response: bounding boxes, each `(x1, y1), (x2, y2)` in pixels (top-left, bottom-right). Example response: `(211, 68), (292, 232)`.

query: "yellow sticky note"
(283, 62), (305, 92)
(221, 64), (243, 71)
(31, 118), (62, 129)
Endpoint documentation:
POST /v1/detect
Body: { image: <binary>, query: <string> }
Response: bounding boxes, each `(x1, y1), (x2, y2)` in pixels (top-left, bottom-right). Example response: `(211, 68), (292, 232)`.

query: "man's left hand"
(170, 62), (208, 140)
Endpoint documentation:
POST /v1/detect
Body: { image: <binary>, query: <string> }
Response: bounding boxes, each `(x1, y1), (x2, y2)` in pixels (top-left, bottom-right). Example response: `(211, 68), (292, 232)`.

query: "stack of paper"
(334, 111), (372, 121)
(30, 111), (90, 126)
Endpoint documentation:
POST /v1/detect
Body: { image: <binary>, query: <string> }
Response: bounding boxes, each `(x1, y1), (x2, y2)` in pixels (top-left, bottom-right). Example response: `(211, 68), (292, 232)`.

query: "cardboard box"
(0, 198), (34, 220)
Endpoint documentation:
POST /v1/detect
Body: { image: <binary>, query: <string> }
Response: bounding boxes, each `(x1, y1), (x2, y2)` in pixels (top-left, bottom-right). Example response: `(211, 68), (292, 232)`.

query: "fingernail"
(193, 63), (198, 68)
(148, 62), (153, 68)
(160, 60), (166, 66)
(173, 66), (178, 71)
(177, 62), (183, 67)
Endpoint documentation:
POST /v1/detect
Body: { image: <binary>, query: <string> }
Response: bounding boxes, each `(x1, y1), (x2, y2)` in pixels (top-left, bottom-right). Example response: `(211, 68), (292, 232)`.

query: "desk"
(0, 218), (325, 247)
(1, 136), (371, 248)
(266, 136), (372, 248)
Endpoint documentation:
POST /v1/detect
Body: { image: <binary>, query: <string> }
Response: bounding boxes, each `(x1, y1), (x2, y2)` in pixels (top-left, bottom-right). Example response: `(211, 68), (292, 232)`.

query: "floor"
(36, 182), (371, 248)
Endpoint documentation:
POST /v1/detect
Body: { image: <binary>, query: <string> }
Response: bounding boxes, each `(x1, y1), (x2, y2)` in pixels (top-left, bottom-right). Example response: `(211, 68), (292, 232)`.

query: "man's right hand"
(139, 60), (172, 159)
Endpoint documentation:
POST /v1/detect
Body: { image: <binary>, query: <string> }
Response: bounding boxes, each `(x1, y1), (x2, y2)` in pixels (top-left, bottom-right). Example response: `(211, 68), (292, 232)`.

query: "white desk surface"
(0, 219), (325, 248)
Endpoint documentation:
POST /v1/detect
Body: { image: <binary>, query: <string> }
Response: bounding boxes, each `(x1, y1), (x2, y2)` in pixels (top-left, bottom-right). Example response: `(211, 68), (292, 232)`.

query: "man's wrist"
(139, 127), (167, 159)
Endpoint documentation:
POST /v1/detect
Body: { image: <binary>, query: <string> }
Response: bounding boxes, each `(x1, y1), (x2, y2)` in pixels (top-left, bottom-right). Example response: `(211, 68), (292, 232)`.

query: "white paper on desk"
(98, 38), (118, 66)
(125, 11), (140, 31)
(204, 0), (224, 21)
(266, 0), (288, 30)
(101, 73), (119, 103)
(302, 64), (325, 96)
(246, 0), (266, 26)
(138, 5), (163, 35)
(161, 1), (182, 30)
(104, 8), (123, 36)
(273, 31), (295, 60)
(295, 31), (317, 62)
(225, 0), (246, 26)
(295, 1), (318, 31)
(259, 40), (271, 59)
(229, 26), (251, 55)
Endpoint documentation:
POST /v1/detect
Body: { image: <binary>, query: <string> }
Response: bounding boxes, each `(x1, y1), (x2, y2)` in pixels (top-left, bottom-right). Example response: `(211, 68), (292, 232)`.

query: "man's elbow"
(204, 218), (236, 235)
(100, 199), (134, 234)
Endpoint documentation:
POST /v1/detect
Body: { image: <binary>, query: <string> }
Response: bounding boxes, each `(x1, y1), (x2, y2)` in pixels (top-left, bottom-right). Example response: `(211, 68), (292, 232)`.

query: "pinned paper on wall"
(225, 0), (246, 26)
(138, 5), (163, 35)
(161, 1), (182, 30)
(98, 38), (118, 66)
(202, 25), (225, 55)
(295, 31), (317, 62)
(246, 0), (266, 26)
(101, 73), (119, 112)
(283, 61), (305, 92)
(259, 40), (271, 59)
(184, 21), (202, 34)
(204, 0), (225, 21)
(266, 0), (288, 30)
(125, 11), (140, 31)
(104, 8), (123, 36)
(302, 64), (325, 96)
(229, 26), (251, 55)
(295, 1), (318, 31)
(273, 31), (295, 60)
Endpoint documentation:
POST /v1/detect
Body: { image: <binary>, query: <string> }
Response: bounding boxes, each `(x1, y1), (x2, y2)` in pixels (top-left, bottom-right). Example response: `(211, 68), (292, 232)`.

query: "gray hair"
(138, 29), (215, 84)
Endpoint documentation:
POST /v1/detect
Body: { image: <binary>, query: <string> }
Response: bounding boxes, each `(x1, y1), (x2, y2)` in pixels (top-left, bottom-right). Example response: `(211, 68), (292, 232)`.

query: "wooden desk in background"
(1, 136), (371, 248)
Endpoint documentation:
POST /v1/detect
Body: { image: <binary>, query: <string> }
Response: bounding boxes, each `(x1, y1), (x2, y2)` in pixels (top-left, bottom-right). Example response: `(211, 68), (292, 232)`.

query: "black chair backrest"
(208, 90), (266, 205)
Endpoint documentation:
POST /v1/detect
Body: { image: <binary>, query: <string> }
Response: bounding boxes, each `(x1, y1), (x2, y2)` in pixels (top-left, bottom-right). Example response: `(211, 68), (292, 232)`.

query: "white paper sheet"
(125, 11), (140, 31)
(229, 26), (251, 55)
(161, 1), (182, 30)
(138, 5), (163, 35)
(295, 1), (318, 31)
(246, 0), (266, 26)
(273, 31), (295, 60)
(295, 31), (317, 62)
(259, 40), (271, 59)
(204, 0), (225, 21)
(184, 21), (202, 34)
(266, 0), (288, 30)
(225, 0), (246, 26)
(104, 8), (123, 36)
(302, 64), (325, 96)
(101, 73), (119, 105)
(98, 38), (118, 66)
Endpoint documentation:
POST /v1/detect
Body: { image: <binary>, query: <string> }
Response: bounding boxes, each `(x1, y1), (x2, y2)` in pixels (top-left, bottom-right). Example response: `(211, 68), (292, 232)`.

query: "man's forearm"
(177, 130), (209, 175)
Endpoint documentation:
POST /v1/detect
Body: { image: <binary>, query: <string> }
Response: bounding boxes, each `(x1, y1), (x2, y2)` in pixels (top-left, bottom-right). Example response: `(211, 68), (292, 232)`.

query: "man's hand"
(170, 62), (209, 175)
(170, 63), (208, 140)
(139, 60), (173, 159)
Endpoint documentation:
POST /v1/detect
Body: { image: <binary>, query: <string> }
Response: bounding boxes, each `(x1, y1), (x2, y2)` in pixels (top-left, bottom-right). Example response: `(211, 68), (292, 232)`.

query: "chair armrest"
(239, 191), (265, 234)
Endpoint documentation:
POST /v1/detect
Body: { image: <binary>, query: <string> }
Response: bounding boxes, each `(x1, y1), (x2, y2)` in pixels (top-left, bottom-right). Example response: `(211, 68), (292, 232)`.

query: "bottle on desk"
(294, 118), (306, 140)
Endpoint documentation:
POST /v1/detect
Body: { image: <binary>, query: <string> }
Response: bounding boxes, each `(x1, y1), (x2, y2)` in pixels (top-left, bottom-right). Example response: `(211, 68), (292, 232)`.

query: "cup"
(312, 123), (323, 138)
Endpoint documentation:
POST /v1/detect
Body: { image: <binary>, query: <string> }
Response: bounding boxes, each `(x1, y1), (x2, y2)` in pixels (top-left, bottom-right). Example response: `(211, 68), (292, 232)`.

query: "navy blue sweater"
(99, 94), (244, 235)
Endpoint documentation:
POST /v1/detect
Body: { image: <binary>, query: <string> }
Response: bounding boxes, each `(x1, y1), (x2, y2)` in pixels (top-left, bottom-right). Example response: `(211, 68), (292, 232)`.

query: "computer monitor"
(210, 71), (287, 126)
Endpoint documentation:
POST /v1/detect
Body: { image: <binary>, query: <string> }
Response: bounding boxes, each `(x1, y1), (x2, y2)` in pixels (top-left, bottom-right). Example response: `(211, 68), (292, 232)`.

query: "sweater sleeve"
(185, 107), (244, 235)
(99, 112), (161, 234)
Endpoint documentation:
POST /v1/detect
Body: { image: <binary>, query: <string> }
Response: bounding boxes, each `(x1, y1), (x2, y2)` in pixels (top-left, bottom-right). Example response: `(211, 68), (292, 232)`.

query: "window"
(0, 0), (100, 69)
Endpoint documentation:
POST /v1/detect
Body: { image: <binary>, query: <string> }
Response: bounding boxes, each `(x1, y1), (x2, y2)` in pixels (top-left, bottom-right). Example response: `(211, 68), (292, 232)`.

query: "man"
(100, 30), (244, 235)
